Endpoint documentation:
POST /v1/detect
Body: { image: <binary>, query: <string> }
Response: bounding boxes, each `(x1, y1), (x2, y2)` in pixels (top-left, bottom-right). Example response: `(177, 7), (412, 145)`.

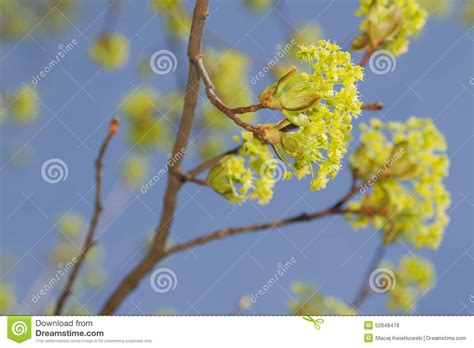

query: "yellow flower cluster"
(382, 256), (435, 312)
(89, 33), (129, 69)
(207, 132), (280, 205)
(0, 282), (15, 313)
(0, 0), (75, 39)
(355, 0), (427, 56)
(121, 88), (173, 149)
(244, 0), (274, 12)
(122, 153), (150, 188)
(346, 117), (450, 250)
(462, 0), (474, 26)
(417, 0), (452, 17)
(6, 85), (39, 124)
(151, 0), (191, 39)
(57, 213), (85, 239)
(259, 40), (363, 191)
(289, 282), (357, 315)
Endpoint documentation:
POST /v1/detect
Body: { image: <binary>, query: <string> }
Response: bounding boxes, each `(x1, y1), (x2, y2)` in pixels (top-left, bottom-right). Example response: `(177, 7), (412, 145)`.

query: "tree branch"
(361, 102), (384, 111)
(180, 145), (240, 184)
(359, 46), (375, 68)
(351, 240), (387, 309)
(191, 56), (268, 141)
(177, 172), (208, 186)
(97, 3), (391, 315)
(163, 209), (367, 257)
(162, 176), (371, 257)
(54, 117), (119, 315)
(99, 0), (210, 315)
(359, 40), (383, 68)
(179, 99), (384, 186)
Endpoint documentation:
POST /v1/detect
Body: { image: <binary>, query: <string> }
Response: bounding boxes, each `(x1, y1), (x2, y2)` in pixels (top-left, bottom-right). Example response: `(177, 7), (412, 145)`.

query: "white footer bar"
(1, 316), (472, 347)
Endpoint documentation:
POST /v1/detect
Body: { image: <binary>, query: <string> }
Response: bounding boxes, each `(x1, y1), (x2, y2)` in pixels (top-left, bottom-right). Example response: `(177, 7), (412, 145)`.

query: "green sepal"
(388, 141), (423, 180)
(368, 4), (403, 45)
(351, 32), (371, 51)
(280, 90), (320, 112)
(282, 110), (311, 128)
(274, 66), (297, 96)
(258, 82), (277, 104)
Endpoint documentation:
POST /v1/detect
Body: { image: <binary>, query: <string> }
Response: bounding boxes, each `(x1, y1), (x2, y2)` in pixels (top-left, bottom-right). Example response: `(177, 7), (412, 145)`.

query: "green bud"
(390, 161), (424, 180)
(351, 32), (370, 51)
(207, 156), (250, 203)
(282, 110), (311, 128)
(275, 66), (297, 95)
(280, 90), (320, 112)
(257, 82), (279, 108)
(258, 124), (282, 144)
(368, 4), (403, 45)
(281, 133), (305, 159)
(258, 66), (298, 110)
(258, 66), (319, 127)
(207, 160), (234, 198)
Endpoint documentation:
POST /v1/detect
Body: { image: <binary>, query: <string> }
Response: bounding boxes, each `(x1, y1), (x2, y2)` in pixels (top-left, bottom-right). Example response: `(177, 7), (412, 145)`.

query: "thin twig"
(359, 46), (376, 68)
(99, 0), (210, 315)
(103, 0), (122, 33)
(359, 39), (384, 68)
(162, 177), (371, 257)
(182, 98), (384, 184)
(191, 56), (267, 141)
(184, 145), (241, 181)
(163, 209), (368, 257)
(54, 117), (119, 315)
(351, 240), (387, 309)
(180, 100), (383, 184)
(176, 172), (208, 186)
(361, 102), (384, 111)
(98, 1), (391, 315)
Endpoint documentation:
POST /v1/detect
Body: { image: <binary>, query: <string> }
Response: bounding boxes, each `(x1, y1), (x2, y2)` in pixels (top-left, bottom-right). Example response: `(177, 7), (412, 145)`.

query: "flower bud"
(207, 159), (234, 197)
(282, 110), (311, 128)
(207, 156), (251, 204)
(280, 133), (304, 159)
(351, 32), (370, 51)
(258, 66), (319, 126)
(367, 4), (403, 45)
(258, 124), (282, 145)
